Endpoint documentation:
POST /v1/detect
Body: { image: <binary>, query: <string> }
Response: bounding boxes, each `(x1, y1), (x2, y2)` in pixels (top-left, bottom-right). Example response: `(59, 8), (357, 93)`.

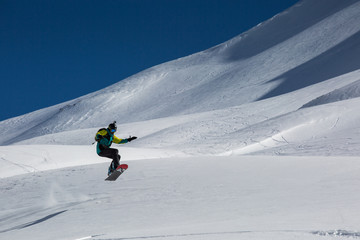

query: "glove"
(127, 136), (137, 142)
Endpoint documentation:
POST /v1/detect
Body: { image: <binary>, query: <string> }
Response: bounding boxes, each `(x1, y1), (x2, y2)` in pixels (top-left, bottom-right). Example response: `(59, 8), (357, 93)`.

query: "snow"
(2, 0), (360, 239)
(1, 155), (360, 240)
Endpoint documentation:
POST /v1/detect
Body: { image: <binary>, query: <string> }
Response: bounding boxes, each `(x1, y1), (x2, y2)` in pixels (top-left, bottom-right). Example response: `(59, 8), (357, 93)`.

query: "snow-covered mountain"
(1, 0), (360, 154)
(2, 1), (360, 239)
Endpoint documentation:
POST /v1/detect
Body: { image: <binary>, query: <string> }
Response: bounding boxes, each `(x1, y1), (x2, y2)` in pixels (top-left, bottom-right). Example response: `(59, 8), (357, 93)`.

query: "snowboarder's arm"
(113, 135), (128, 144)
(113, 135), (137, 144)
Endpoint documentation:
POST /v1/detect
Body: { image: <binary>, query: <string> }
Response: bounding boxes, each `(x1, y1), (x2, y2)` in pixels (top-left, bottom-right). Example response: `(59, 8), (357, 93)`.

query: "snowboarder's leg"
(111, 152), (121, 169)
(98, 148), (121, 175)
(109, 152), (121, 175)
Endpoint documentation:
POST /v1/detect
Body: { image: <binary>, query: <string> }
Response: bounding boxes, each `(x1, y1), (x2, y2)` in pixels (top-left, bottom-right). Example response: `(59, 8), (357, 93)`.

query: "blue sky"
(0, 0), (298, 121)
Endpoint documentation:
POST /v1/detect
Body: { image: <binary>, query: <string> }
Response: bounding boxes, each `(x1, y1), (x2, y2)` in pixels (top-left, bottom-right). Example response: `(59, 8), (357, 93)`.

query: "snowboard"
(105, 164), (128, 181)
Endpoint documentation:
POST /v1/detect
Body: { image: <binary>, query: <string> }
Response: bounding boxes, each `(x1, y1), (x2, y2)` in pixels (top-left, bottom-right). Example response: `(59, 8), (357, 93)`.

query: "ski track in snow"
(0, 157), (38, 174)
(92, 229), (360, 240)
(0, 210), (67, 233)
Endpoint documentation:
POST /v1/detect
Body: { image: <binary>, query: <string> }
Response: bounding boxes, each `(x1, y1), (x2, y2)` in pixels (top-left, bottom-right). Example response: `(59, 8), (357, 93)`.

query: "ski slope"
(1, 155), (360, 240)
(2, 0), (360, 239)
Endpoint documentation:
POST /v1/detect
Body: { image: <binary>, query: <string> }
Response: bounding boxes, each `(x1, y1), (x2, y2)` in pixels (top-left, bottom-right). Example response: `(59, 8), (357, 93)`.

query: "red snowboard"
(105, 164), (128, 181)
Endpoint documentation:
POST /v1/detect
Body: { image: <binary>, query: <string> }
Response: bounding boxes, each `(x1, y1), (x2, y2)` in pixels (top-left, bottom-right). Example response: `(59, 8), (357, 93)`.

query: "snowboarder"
(95, 121), (137, 175)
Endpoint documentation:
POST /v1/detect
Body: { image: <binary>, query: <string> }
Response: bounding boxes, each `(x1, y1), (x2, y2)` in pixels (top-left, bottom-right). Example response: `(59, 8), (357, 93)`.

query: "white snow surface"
(2, 0), (360, 239)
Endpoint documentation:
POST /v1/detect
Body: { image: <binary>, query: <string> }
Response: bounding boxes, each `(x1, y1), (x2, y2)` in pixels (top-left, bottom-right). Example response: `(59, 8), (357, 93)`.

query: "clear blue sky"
(0, 0), (298, 121)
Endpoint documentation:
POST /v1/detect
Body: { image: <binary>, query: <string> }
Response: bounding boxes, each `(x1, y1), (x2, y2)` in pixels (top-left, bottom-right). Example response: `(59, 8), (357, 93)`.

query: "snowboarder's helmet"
(108, 121), (117, 133)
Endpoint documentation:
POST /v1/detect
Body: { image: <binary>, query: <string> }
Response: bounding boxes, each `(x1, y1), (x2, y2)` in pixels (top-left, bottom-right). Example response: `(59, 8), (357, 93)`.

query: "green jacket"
(95, 128), (128, 154)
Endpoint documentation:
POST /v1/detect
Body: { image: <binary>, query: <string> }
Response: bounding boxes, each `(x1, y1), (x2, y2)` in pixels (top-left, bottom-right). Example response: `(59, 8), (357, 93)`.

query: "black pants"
(98, 148), (121, 170)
